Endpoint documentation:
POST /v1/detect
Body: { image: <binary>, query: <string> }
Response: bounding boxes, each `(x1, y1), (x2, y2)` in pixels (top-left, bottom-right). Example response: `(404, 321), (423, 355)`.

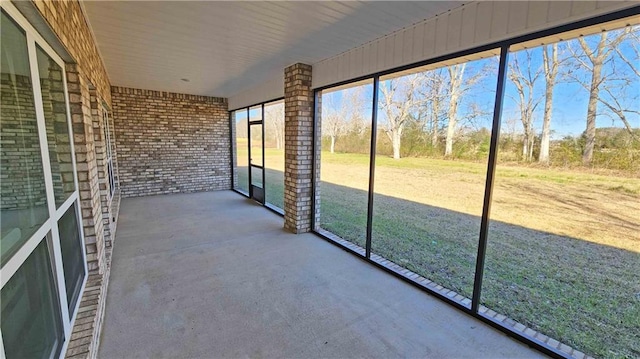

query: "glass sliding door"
(1, 4), (87, 358)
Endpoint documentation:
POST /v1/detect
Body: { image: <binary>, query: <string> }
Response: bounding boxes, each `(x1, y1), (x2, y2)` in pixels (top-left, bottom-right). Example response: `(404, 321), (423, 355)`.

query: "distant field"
(235, 148), (640, 358)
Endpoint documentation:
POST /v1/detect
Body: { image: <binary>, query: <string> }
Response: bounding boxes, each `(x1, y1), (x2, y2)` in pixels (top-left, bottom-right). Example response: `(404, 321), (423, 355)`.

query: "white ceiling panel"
(83, 1), (465, 98)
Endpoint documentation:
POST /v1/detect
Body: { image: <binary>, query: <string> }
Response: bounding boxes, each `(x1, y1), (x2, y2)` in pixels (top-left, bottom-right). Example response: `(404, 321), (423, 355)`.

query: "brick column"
(284, 63), (314, 233)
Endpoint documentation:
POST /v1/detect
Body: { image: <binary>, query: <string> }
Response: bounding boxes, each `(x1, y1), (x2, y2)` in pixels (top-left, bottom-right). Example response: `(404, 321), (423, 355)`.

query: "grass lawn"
(237, 147), (639, 358)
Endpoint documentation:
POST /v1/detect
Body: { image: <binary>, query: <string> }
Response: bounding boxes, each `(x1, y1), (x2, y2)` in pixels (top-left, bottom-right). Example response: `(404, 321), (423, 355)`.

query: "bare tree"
(444, 64), (466, 157)
(322, 104), (346, 154)
(379, 74), (424, 159)
(443, 63), (487, 158)
(593, 28), (639, 140)
(539, 43), (559, 164)
(508, 50), (543, 161)
(417, 69), (447, 148)
(570, 27), (631, 165)
(322, 86), (367, 153)
(265, 102), (284, 149)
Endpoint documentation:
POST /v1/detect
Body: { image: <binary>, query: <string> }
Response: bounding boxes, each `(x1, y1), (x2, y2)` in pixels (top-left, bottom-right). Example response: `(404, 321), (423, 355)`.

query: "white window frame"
(0, 3), (88, 359)
(103, 108), (116, 200)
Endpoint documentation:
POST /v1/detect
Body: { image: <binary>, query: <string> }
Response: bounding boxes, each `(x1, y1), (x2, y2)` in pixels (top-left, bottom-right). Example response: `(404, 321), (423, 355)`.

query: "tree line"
(321, 26), (639, 171)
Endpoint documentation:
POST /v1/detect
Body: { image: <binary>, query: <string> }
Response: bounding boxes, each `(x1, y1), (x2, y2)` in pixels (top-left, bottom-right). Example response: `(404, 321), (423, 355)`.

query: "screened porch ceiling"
(81, 1), (465, 98)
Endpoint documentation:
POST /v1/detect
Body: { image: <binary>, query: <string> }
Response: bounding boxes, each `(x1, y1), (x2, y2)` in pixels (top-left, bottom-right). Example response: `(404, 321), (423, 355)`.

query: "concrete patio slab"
(99, 191), (545, 359)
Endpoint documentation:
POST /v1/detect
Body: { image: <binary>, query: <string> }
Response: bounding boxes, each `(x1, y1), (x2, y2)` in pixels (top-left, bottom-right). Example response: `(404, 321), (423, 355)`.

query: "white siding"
(229, 0), (635, 108)
(228, 74), (283, 111)
(312, 0), (636, 89)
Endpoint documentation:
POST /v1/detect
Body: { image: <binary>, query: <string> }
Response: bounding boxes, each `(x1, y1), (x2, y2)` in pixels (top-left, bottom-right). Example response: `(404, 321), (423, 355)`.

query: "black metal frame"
(230, 97), (286, 217)
(309, 6), (640, 359)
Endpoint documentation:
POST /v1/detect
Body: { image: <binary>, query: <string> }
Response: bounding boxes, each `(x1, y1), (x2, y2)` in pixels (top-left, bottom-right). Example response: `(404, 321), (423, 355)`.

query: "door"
(248, 106), (265, 203)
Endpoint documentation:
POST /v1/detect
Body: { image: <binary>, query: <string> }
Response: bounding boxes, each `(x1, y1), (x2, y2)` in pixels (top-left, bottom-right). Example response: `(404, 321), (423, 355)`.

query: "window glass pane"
(251, 165), (263, 188)
(371, 51), (499, 302)
(1, 238), (64, 359)
(483, 24), (639, 358)
(249, 107), (263, 167)
(234, 110), (249, 193)
(59, 202), (85, 312)
(316, 80), (374, 249)
(264, 100), (285, 210)
(36, 45), (75, 207)
(0, 11), (49, 266)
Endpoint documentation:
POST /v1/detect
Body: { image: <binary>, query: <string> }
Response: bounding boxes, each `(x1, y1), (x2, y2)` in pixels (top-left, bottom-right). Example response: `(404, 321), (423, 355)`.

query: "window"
(372, 51), (499, 302)
(1, 239), (65, 359)
(315, 80), (374, 250)
(263, 100), (285, 210)
(1, 4), (87, 358)
(103, 108), (116, 198)
(231, 98), (286, 212)
(233, 109), (249, 194)
(0, 10), (49, 266)
(482, 24), (640, 359)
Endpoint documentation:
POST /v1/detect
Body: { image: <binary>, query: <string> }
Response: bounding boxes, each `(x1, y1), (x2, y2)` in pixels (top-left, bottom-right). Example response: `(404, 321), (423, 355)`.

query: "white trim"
(54, 192), (79, 222)
(0, 327), (5, 359)
(0, 3), (89, 358)
(0, 221), (52, 288)
(62, 57), (89, 281)
(28, 30), (73, 330)
(1, 2), (66, 66)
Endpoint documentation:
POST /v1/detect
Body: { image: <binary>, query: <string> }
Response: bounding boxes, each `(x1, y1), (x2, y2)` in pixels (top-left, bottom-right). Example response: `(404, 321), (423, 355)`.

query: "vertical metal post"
(365, 77), (380, 258)
(472, 45), (510, 312)
(229, 111), (234, 189)
(247, 107), (252, 197)
(311, 91), (319, 231)
(261, 104), (266, 204)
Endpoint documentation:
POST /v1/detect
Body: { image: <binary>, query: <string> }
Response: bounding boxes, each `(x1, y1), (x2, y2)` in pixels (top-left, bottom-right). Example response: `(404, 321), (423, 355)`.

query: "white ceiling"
(83, 1), (465, 98)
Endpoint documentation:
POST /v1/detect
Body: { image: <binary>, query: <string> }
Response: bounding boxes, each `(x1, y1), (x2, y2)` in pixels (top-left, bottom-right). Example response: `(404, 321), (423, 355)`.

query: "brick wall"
(283, 63), (315, 233)
(31, 0), (111, 104)
(111, 87), (231, 197)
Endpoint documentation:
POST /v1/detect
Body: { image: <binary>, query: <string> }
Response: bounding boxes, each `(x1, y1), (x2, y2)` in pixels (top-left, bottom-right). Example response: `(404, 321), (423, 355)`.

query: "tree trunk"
(583, 58), (603, 165)
(539, 94), (552, 163)
(539, 44), (557, 164)
(330, 136), (336, 154)
(431, 101), (439, 147)
(392, 129), (402, 159)
(445, 65), (465, 157)
(445, 118), (456, 157)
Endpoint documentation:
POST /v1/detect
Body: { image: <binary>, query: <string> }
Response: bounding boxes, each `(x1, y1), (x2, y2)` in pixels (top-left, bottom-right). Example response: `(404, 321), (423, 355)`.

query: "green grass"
(237, 149), (640, 358)
(316, 152), (639, 359)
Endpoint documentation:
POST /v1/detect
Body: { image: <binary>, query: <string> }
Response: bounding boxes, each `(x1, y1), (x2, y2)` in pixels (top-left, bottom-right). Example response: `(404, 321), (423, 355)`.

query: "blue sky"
(322, 26), (639, 140)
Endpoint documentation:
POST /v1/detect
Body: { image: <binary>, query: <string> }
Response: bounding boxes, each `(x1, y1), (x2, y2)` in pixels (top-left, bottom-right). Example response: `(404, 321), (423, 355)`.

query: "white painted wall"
(228, 0), (637, 109)
(228, 74), (283, 111)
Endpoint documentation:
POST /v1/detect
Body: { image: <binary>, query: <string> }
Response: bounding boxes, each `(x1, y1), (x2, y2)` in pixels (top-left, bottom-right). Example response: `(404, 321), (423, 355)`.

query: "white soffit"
(82, 1), (465, 98)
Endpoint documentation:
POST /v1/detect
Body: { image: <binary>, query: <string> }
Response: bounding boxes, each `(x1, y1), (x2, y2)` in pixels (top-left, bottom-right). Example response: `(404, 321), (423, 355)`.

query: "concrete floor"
(99, 191), (545, 359)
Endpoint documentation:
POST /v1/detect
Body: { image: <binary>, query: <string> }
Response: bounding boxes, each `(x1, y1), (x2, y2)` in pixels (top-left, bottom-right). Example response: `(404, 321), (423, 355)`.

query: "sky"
(322, 26), (639, 141)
